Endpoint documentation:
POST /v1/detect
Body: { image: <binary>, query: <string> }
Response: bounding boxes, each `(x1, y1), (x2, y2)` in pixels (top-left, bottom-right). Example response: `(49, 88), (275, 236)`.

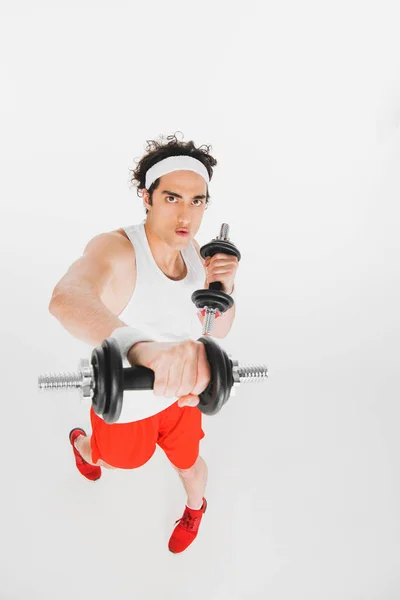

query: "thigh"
(90, 407), (159, 469)
(157, 401), (205, 470)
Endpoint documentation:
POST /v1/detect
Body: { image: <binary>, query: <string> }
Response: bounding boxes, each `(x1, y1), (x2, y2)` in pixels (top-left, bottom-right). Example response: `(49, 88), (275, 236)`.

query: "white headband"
(144, 155), (210, 190)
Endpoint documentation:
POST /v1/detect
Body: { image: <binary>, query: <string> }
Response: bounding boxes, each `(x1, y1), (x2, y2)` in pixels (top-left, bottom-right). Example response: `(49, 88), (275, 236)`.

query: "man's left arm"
(193, 239), (238, 338)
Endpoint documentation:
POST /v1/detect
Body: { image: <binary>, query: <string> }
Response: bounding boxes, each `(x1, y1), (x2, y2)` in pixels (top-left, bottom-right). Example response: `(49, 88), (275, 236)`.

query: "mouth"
(176, 229), (190, 236)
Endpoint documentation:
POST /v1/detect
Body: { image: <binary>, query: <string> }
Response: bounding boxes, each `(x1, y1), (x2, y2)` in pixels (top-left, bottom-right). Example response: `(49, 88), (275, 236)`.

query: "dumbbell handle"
(123, 366), (155, 390)
(111, 360), (271, 393)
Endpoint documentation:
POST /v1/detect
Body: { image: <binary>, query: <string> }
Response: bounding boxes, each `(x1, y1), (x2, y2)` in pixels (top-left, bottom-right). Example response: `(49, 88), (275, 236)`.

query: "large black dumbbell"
(191, 223), (241, 336)
(38, 336), (268, 424)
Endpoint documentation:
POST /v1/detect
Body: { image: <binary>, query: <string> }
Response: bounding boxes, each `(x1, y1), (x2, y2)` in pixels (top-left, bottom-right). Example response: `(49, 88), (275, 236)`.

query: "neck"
(144, 220), (187, 279)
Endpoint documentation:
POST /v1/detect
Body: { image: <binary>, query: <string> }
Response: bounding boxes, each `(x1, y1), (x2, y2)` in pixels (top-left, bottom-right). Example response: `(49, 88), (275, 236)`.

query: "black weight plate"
(197, 337), (229, 416)
(221, 352), (234, 409)
(101, 338), (124, 424)
(91, 345), (107, 416)
(200, 240), (241, 261)
(191, 289), (234, 312)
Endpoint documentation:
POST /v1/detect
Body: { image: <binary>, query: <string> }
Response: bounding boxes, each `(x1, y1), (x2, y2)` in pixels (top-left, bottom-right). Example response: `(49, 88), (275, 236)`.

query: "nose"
(178, 208), (191, 225)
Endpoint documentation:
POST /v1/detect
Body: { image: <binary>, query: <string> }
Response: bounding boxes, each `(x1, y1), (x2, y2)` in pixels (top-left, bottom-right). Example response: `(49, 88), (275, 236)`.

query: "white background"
(1, 1), (399, 599)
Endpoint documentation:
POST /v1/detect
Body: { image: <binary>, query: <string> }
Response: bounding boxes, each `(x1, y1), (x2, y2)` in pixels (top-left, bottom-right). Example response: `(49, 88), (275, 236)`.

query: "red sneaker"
(168, 498), (207, 554)
(69, 428), (101, 481)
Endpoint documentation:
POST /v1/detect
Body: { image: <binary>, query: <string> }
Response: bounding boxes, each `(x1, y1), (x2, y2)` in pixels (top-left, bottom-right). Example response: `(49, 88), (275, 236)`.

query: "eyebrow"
(161, 189), (206, 200)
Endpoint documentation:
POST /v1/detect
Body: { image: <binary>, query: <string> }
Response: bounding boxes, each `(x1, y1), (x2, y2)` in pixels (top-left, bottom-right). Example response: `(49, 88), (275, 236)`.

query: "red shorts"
(89, 401), (205, 470)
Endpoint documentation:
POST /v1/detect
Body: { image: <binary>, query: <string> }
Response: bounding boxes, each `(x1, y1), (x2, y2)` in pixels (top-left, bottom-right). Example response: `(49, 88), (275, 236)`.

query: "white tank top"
(109, 219), (205, 423)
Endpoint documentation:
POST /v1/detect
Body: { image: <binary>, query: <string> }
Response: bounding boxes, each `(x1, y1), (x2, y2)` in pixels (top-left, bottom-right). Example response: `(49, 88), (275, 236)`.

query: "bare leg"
(174, 455), (208, 509)
(74, 434), (116, 469)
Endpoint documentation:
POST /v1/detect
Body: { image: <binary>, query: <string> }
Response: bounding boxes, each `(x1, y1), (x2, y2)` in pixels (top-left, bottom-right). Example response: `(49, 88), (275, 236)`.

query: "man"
(49, 134), (239, 554)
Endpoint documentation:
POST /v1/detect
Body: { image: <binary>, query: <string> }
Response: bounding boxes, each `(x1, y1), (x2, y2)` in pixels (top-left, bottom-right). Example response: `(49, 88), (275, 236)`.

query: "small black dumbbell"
(191, 223), (241, 336)
(38, 336), (267, 423)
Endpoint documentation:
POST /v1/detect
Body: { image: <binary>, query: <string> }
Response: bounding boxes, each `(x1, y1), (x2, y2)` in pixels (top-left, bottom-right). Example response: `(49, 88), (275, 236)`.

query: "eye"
(165, 196), (203, 206)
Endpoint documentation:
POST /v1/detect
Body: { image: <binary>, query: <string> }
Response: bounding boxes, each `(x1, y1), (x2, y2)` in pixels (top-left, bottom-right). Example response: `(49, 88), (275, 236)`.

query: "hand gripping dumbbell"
(191, 223), (241, 336)
(38, 336), (268, 424)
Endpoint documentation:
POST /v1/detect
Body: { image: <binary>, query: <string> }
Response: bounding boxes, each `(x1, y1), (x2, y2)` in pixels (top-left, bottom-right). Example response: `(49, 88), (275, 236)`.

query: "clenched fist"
(127, 339), (211, 407)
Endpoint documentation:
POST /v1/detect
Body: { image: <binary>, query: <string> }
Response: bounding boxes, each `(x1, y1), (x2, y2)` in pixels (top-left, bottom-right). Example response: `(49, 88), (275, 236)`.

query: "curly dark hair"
(130, 131), (218, 214)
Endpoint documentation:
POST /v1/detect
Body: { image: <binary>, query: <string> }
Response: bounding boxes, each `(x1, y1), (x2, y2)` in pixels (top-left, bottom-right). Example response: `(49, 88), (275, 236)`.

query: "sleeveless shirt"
(109, 219), (205, 423)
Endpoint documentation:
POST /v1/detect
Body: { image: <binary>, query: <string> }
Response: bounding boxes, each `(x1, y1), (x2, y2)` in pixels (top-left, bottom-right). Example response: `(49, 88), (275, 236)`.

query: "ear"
(142, 189), (151, 211)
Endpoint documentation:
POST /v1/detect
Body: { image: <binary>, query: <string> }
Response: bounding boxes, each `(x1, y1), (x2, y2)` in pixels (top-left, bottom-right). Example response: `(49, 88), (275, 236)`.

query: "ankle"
(73, 434), (84, 451)
(74, 435), (95, 465)
(186, 499), (204, 511)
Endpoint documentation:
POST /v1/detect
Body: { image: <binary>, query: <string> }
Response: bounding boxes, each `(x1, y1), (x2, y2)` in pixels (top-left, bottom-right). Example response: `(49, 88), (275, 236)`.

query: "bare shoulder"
(107, 228), (136, 256)
(192, 238), (205, 266)
(86, 227), (135, 266)
(88, 227), (134, 252)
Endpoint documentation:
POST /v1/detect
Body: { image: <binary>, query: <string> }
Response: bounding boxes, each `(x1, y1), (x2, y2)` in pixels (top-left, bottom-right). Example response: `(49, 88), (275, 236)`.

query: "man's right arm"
(49, 232), (211, 405)
(48, 232), (134, 347)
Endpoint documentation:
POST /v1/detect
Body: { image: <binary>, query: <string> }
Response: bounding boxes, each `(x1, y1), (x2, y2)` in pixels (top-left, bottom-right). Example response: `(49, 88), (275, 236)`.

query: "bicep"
(54, 255), (113, 299)
(51, 233), (127, 300)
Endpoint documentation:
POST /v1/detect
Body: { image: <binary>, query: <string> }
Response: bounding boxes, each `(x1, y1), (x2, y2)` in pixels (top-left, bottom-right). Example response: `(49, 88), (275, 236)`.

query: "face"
(143, 170), (207, 248)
